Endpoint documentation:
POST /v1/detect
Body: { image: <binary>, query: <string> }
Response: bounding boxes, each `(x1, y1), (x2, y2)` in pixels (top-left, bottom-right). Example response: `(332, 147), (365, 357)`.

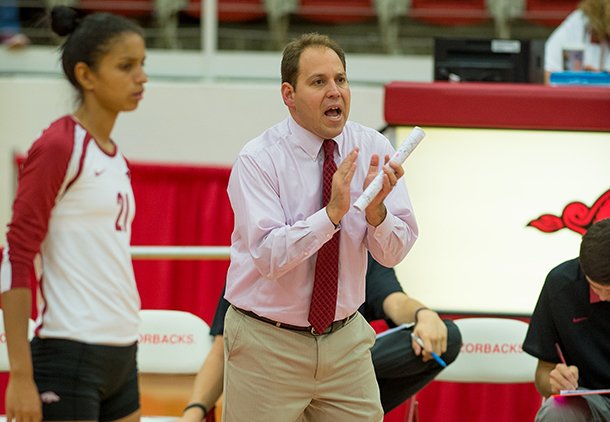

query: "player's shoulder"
(545, 257), (581, 289)
(549, 258), (579, 276)
(30, 115), (77, 157)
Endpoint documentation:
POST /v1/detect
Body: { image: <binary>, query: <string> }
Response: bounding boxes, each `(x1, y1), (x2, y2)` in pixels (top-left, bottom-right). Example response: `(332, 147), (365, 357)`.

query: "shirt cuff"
(310, 207), (339, 238)
(367, 210), (393, 241)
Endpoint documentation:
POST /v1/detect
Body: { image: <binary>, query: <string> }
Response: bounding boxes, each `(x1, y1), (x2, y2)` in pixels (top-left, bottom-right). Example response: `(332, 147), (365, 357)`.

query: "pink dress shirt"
(225, 116), (418, 326)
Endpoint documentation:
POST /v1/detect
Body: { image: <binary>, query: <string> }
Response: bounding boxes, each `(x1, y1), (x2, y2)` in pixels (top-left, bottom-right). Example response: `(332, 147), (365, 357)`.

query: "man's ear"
(281, 82), (295, 107)
(74, 62), (94, 91)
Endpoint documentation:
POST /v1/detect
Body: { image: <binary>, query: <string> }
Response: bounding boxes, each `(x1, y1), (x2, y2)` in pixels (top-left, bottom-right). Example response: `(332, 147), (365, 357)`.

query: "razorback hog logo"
(528, 189), (610, 234)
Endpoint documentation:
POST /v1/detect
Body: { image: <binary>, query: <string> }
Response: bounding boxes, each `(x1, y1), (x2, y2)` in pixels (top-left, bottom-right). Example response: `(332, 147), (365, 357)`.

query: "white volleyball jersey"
(1, 115), (140, 344)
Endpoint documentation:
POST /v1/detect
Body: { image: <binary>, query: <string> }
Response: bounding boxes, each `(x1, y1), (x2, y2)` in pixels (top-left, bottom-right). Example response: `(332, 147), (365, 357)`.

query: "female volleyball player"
(1, 5), (147, 421)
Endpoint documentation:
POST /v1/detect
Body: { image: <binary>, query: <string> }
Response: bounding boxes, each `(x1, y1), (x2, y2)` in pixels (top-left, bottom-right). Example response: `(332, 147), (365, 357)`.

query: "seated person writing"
(523, 218), (610, 421)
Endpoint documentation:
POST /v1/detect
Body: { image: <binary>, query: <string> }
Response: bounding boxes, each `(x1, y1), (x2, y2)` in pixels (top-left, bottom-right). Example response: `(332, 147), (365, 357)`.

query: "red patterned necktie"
(308, 139), (340, 334)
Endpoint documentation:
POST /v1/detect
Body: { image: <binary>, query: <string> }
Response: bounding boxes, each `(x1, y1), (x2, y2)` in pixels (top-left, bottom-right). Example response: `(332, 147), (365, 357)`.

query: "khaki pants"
(223, 306), (383, 422)
(536, 395), (610, 422)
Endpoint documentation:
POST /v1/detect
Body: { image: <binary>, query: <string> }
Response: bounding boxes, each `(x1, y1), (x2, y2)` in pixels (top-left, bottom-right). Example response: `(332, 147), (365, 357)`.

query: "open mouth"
(324, 106), (342, 118)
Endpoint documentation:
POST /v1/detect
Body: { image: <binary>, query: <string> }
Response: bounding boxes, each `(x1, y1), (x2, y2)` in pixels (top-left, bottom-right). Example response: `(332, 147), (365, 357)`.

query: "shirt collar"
(590, 286), (602, 303)
(287, 116), (344, 160)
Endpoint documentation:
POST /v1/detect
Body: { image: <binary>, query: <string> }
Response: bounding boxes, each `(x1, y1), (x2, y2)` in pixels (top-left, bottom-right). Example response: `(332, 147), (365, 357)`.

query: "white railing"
(130, 246), (230, 260)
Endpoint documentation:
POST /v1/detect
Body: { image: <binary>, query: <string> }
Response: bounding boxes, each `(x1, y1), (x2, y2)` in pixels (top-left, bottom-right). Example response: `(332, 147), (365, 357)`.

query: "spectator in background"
(544, 0), (610, 83)
(0, 6), (146, 421)
(178, 255), (461, 421)
(0, 0), (30, 49)
(523, 218), (610, 421)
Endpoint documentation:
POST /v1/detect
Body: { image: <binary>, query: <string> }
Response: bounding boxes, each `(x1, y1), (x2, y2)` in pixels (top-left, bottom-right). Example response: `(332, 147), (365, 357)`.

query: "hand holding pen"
(411, 333), (447, 368)
(553, 343), (579, 391)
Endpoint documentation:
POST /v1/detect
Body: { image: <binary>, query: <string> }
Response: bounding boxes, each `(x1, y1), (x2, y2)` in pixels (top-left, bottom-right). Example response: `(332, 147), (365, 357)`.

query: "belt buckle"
(310, 314), (354, 336)
(310, 325), (332, 335)
(310, 326), (321, 336)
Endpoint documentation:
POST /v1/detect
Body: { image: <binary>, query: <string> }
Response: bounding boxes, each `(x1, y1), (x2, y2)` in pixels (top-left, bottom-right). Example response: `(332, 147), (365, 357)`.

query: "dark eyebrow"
(117, 52), (146, 61)
(308, 73), (325, 80)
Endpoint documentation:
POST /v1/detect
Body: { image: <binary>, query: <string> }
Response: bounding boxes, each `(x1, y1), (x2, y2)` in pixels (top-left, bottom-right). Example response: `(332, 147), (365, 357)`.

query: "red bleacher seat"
(298, 0), (375, 24)
(77, 0), (153, 17)
(410, 0), (488, 26)
(185, 0), (265, 23)
(525, 0), (579, 27)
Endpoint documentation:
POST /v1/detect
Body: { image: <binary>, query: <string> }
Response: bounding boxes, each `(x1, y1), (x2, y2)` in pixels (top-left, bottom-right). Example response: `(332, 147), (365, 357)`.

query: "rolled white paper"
(353, 126), (425, 211)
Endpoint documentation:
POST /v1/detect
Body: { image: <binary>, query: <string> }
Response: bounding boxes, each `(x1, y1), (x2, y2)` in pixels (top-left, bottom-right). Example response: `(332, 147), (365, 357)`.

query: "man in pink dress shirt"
(222, 33), (419, 422)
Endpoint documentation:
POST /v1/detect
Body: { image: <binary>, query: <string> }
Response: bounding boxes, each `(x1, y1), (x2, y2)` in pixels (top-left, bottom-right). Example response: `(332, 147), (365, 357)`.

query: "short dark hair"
(580, 218), (610, 285)
(281, 33), (346, 89)
(50, 6), (144, 100)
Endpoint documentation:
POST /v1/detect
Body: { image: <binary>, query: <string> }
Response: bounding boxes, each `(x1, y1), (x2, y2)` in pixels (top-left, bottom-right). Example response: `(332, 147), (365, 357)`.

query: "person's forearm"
(366, 207), (418, 268)
(183, 336), (224, 418)
(535, 361), (554, 398)
(365, 204), (386, 227)
(383, 292), (429, 325)
(2, 288), (34, 377)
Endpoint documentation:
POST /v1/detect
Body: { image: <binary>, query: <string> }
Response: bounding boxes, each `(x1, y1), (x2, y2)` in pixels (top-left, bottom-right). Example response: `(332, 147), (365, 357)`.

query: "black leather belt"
(232, 305), (357, 336)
